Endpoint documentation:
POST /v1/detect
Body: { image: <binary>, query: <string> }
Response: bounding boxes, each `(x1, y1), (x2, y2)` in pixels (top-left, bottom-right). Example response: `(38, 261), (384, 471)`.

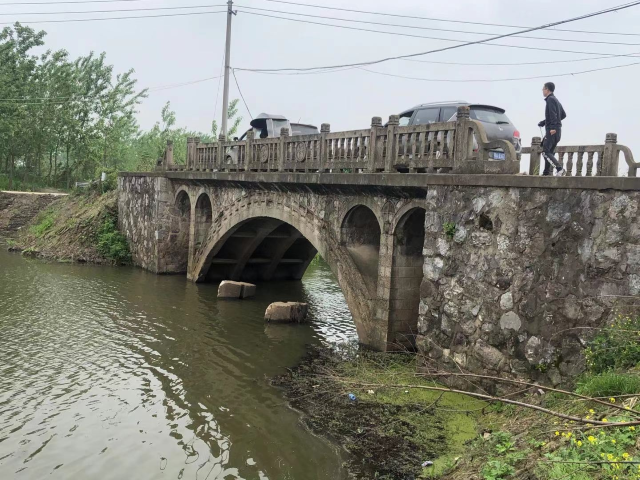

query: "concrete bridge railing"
(157, 105), (635, 178)
(522, 133), (639, 177)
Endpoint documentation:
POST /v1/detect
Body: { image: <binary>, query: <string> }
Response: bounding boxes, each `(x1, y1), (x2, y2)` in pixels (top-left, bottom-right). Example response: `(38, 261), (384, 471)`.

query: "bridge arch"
(340, 205), (382, 295)
(189, 199), (385, 349)
(170, 189), (192, 272)
(194, 192), (213, 249)
(388, 206), (426, 350)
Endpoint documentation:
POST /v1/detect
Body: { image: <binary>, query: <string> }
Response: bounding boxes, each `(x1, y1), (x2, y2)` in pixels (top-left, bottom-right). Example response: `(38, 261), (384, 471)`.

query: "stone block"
(265, 302), (309, 323)
(218, 280), (257, 299)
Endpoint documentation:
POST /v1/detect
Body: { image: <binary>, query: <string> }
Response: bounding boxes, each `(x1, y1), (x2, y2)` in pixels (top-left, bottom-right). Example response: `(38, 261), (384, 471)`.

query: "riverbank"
(6, 190), (131, 264)
(275, 344), (640, 480)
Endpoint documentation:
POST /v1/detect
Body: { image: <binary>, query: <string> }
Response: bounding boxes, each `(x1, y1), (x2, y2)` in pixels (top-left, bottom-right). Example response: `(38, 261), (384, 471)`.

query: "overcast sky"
(4, 0), (640, 172)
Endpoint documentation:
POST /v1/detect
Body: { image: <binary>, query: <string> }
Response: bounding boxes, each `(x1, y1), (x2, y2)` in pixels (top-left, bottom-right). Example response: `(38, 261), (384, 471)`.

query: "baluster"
(410, 133), (417, 171)
(566, 152), (574, 176)
(418, 131), (426, 166)
(576, 152), (584, 177)
(429, 130), (438, 161)
(557, 152), (565, 171)
(596, 152), (604, 176)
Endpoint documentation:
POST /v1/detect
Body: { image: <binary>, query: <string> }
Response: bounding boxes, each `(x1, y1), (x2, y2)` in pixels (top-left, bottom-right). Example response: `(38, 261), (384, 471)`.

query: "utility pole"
(221, 0), (235, 140)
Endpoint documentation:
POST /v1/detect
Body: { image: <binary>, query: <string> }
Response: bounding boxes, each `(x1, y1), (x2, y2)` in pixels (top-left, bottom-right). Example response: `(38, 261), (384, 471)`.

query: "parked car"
(397, 101), (522, 160)
(226, 114), (318, 164)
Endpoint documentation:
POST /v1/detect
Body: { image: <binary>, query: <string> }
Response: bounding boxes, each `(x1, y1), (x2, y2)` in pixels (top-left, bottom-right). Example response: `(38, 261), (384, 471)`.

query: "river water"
(0, 248), (356, 479)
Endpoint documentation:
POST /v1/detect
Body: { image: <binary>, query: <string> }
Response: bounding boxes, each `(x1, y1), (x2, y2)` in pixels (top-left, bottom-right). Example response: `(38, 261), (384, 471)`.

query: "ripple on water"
(0, 250), (353, 479)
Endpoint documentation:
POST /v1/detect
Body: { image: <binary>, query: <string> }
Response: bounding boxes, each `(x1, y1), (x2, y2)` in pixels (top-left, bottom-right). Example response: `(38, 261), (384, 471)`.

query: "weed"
(480, 432), (526, 480)
(576, 372), (640, 397)
(585, 315), (640, 374)
(443, 222), (457, 239)
(30, 211), (56, 238)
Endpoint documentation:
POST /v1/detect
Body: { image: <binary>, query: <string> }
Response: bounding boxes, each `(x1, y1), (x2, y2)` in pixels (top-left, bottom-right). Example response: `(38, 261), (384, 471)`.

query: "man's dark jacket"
(540, 94), (566, 130)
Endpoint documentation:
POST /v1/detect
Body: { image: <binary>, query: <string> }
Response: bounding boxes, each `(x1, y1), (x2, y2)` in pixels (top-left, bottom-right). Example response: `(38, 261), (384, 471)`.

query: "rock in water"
(264, 302), (309, 323)
(217, 280), (257, 299)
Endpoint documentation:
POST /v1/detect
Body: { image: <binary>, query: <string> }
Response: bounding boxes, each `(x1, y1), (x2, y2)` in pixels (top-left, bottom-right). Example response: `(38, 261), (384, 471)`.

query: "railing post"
(193, 137), (200, 170)
(165, 140), (174, 169)
(217, 134), (226, 171)
(601, 133), (619, 176)
(186, 137), (195, 169)
(529, 136), (542, 176)
(319, 123), (330, 173)
(278, 127), (290, 172)
(453, 106), (471, 172)
(385, 115), (399, 172)
(245, 130), (254, 169)
(369, 116), (382, 172)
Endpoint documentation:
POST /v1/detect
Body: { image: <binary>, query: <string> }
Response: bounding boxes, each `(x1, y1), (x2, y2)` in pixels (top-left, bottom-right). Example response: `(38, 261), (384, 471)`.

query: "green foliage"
(443, 222), (457, 239)
(481, 432), (526, 480)
(30, 210), (56, 237)
(576, 372), (640, 397)
(96, 213), (130, 263)
(585, 315), (640, 374)
(539, 416), (639, 480)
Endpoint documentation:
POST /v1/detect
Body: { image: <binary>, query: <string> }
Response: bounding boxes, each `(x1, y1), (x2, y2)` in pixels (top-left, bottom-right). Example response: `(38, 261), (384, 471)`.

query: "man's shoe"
(556, 168), (567, 177)
(542, 171), (552, 176)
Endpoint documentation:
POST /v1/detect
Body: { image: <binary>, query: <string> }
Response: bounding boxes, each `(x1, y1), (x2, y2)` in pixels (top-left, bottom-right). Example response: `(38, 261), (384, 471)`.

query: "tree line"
(0, 23), (241, 191)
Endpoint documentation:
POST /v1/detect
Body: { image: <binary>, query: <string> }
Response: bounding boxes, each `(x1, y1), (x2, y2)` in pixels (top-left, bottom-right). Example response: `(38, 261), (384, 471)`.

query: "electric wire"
(237, 5), (640, 47)
(0, 4), (226, 16)
(236, 10), (640, 62)
(231, 69), (252, 120)
(356, 60), (640, 83)
(257, 0), (640, 37)
(0, 9), (226, 25)
(0, 0), (140, 5)
(233, 1), (640, 73)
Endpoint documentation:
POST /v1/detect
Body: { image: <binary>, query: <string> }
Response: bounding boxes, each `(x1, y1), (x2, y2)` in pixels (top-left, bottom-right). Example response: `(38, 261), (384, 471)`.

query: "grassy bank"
(9, 190), (131, 265)
(277, 319), (640, 480)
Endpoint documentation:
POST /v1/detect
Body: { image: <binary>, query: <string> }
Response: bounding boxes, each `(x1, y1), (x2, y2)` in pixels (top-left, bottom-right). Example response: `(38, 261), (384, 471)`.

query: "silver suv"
(398, 101), (522, 160)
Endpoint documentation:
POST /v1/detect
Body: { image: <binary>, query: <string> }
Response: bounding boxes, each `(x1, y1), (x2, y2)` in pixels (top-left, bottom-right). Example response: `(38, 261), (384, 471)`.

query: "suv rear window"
(470, 107), (511, 125)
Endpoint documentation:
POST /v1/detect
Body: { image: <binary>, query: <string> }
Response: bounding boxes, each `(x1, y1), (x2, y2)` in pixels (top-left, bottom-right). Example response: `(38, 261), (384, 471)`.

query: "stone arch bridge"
(118, 111), (640, 384)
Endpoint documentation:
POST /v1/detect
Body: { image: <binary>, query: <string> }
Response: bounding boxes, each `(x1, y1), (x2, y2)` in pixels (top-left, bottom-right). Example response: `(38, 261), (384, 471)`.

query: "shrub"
(585, 315), (640, 374)
(96, 213), (131, 263)
(575, 372), (640, 398)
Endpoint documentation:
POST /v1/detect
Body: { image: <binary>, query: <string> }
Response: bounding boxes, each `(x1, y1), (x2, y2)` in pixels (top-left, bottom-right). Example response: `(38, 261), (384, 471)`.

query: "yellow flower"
(610, 397), (616, 403)
(589, 409), (595, 414)
(555, 431), (560, 436)
(566, 432), (572, 438)
(608, 453), (615, 460)
(588, 436), (597, 444)
(630, 426), (636, 431)
(623, 453), (631, 459)
(576, 440), (583, 447)
(602, 418), (609, 423)
(612, 439), (617, 444)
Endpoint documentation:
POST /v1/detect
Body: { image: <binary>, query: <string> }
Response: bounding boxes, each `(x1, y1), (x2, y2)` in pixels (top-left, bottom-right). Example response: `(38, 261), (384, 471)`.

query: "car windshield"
(272, 119), (291, 136)
(470, 107), (511, 125)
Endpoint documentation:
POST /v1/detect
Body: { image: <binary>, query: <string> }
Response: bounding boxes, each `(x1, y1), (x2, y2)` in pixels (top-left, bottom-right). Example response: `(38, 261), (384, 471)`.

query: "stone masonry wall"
(417, 186), (640, 387)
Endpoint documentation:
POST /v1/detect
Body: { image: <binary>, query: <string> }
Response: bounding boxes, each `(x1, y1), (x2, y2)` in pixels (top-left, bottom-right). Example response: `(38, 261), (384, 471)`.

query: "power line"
(234, 1), (640, 73)
(0, 9), (226, 25)
(401, 53), (640, 67)
(357, 60), (640, 83)
(232, 69), (252, 120)
(0, 3), (226, 17)
(257, 0), (640, 37)
(236, 10), (640, 62)
(0, 0), (140, 5)
(237, 5), (640, 46)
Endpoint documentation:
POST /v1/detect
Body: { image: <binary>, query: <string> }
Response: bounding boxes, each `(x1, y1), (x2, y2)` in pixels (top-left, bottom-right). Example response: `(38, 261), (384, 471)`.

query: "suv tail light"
(513, 130), (520, 139)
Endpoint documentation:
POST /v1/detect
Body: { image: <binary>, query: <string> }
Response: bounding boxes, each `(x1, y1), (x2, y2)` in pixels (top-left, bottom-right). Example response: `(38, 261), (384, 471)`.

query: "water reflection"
(0, 250), (355, 479)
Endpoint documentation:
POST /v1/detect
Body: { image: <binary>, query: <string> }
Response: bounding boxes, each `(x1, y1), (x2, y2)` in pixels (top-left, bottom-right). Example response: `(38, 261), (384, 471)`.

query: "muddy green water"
(0, 249), (356, 479)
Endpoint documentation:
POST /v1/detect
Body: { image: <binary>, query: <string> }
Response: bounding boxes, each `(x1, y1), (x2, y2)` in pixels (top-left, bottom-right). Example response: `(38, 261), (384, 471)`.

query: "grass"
(576, 372), (640, 397)
(30, 210), (57, 238)
(96, 213), (131, 264)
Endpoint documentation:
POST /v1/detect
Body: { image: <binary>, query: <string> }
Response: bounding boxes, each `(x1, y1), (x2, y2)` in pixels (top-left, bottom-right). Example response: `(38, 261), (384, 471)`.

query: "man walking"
(538, 82), (567, 176)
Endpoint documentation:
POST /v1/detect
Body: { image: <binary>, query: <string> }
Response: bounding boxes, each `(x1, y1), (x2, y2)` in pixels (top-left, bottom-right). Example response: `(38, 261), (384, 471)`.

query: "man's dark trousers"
(542, 128), (562, 175)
